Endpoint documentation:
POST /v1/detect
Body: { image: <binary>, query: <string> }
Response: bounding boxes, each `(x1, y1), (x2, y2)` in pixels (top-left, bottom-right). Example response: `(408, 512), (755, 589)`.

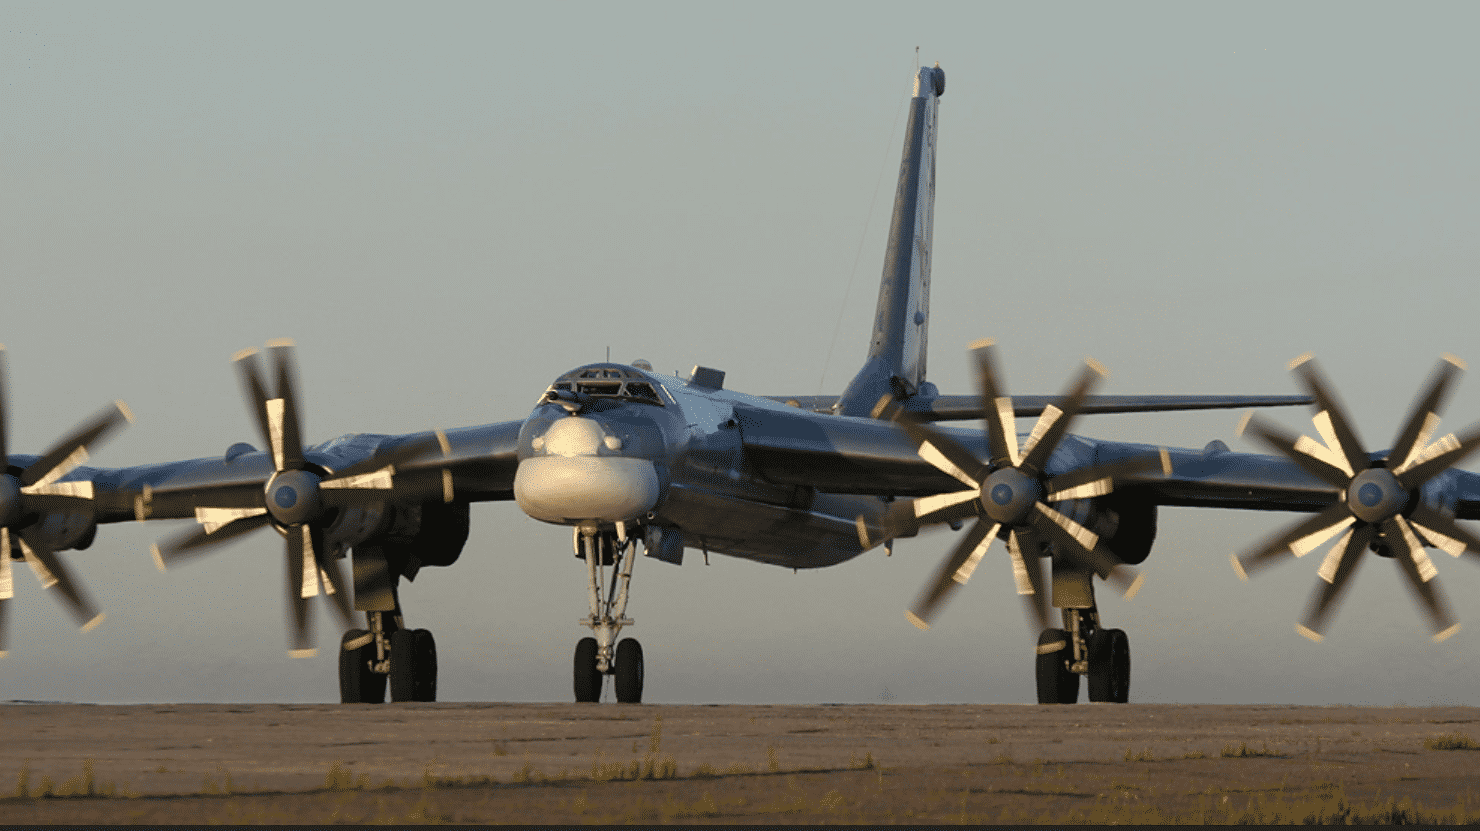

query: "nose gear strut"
(573, 522), (645, 703)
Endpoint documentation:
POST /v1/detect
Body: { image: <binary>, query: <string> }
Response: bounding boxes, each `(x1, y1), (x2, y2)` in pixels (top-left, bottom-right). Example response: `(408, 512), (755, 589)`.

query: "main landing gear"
(572, 523), (645, 703)
(338, 584), (438, 703)
(1034, 567), (1130, 704)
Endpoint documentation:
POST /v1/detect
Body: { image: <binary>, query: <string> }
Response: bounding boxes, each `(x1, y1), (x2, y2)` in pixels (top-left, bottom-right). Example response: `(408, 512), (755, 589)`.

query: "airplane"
(6, 64), (1480, 706)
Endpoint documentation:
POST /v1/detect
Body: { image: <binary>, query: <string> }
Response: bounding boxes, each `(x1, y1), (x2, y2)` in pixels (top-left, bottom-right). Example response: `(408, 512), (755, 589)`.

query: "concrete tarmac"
(0, 701), (1475, 793)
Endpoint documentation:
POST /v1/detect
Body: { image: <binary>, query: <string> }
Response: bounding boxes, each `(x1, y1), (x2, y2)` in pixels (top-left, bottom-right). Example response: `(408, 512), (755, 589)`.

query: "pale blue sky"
(3, 1), (1480, 704)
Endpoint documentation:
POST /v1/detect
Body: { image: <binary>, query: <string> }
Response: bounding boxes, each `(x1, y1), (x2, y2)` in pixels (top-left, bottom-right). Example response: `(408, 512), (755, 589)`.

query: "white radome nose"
(540, 416), (605, 456)
(514, 417), (659, 524)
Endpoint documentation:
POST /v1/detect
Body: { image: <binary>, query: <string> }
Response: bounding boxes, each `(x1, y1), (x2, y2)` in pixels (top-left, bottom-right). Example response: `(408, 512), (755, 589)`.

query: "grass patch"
(1123, 747), (1155, 762)
(1220, 741), (1282, 758)
(1425, 732), (1480, 750)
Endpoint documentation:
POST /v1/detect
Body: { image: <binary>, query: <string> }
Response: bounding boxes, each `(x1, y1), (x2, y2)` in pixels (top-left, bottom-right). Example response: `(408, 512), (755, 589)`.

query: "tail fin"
(835, 64), (946, 418)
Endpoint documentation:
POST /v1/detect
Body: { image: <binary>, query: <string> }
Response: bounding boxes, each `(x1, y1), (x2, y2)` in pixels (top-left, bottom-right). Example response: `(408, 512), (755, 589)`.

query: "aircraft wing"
(737, 402), (1480, 518)
(762, 393), (1313, 420)
(80, 419), (523, 525)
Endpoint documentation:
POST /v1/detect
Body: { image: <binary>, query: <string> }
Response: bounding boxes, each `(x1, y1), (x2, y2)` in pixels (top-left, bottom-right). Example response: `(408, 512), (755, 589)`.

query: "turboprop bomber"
(10, 64), (1480, 706)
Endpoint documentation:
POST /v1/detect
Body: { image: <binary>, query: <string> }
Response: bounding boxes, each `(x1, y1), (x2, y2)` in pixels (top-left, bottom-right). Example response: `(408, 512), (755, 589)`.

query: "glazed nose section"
(514, 417), (660, 524)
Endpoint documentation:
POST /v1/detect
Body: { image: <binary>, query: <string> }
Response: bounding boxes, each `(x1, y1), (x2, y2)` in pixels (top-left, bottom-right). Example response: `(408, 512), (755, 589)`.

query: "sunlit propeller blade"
(1385, 516), (1460, 641)
(18, 536), (103, 631)
(970, 339), (1019, 467)
(1289, 356), (1370, 478)
(1390, 356), (1464, 471)
(1009, 529), (1050, 633)
(1297, 523), (1373, 641)
(1237, 413), (1352, 489)
(151, 512), (274, 571)
(907, 518), (996, 630)
(1234, 502), (1355, 579)
(1019, 358), (1105, 474)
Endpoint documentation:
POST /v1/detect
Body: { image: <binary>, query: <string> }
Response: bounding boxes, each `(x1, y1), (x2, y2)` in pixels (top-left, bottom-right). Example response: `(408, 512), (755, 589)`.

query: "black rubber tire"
(1035, 628), (1079, 704)
(574, 637), (601, 703)
(1108, 628), (1131, 703)
(390, 628), (437, 702)
(1087, 628), (1131, 703)
(338, 629), (385, 704)
(614, 638), (644, 704)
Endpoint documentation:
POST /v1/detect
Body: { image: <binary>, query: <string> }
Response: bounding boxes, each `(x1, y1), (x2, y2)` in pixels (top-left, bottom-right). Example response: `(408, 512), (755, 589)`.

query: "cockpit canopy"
(542, 363), (664, 406)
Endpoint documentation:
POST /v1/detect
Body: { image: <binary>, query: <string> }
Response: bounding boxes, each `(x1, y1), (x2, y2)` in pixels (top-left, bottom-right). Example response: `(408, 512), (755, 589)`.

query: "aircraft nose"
(514, 416), (660, 524)
(514, 455), (660, 524)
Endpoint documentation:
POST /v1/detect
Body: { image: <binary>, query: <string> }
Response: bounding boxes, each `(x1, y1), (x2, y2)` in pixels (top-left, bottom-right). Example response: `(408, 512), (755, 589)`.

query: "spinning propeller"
(0, 345), (132, 653)
(1235, 354), (1480, 642)
(149, 340), (448, 656)
(867, 340), (1159, 632)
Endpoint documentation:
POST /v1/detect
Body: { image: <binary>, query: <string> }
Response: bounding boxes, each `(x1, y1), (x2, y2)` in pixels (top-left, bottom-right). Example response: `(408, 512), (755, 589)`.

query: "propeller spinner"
(1235, 354), (1480, 642)
(149, 340), (448, 656)
(867, 340), (1161, 633)
(0, 345), (131, 653)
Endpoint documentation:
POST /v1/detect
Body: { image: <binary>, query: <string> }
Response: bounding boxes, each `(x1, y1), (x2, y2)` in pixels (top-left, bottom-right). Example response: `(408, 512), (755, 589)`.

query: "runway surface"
(1, 701), (1477, 823)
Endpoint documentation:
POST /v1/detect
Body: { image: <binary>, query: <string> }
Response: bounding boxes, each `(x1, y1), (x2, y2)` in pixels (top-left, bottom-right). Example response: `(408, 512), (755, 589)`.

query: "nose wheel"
(573, 524), (646, 703)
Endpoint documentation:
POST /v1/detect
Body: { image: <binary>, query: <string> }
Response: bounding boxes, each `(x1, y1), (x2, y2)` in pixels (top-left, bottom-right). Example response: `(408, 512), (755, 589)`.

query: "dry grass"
(1424, 732), (1480, 751)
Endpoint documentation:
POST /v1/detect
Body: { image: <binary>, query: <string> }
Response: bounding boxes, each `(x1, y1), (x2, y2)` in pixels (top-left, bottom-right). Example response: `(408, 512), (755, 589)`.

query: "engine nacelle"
(26, 511), (98, 553)
(366, 500), (471, 580)
(1094, 489), (1157, 566)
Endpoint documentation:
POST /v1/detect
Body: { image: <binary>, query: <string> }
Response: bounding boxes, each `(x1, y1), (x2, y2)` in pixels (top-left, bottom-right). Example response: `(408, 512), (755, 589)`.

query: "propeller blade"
(0, 529), (12, 656)
(1029, 502), (1141, 596)
(1390, 356), (1464, 471)
(1385, 515), (1460, 641)
(1408, 503), (1480, 561)
(1395, 423), (1480, 490)
(1297, 522), (1373, 641)
(268, 341), (306, 472)
(1044, 452), (1168, 501)
(1020, 358), (1106, 474)
(234, 347), (274, 454)
(151, 512), (273, 570)
(1009, 528), (1050, 633)
(892, 416), (988, 488)
(1290, 356), (1370, 477)
(969, 339), (1020, 466)
(330, 433), (446, 483)
(1233, 502), (1355, 578)
(1238, 413), (1353, 489)
(285, 525), (314, 657)
(17, 535), (103, 631)
(907, 489), (981, 529)
(17, 401), (132, 488)
(906, 518), (996, 630)
(306, 526), (354, 629)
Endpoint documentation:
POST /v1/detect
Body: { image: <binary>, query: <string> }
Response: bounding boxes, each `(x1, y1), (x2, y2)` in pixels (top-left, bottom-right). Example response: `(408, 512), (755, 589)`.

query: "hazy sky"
(4, 2), (1480, 705)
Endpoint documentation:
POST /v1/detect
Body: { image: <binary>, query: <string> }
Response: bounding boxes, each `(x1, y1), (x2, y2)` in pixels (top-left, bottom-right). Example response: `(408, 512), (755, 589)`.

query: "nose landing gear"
(572, 523), (645, 703)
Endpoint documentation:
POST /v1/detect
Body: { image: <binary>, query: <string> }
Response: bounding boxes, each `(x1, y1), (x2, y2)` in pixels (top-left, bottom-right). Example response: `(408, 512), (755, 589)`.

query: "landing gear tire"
(1087, 628), (1130, 703)
(574, 636), (601, 702)
(390, 628), (437, 702)
(338, 629), (385, 704)
(1035, 628), (1079, 704)
(614, 638), (644, 704)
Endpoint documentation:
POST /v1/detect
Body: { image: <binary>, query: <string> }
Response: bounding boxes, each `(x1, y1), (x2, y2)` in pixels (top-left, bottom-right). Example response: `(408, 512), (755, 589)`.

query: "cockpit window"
(539, 363), (665, 406)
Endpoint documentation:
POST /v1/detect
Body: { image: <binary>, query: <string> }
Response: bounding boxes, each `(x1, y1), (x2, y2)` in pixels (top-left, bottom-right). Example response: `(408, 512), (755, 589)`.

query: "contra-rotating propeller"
(865, 339), (1160, 632)
(0, 345), (132, 653)
(149, 340), (448, 656)
(1235, 354), (1480, 642)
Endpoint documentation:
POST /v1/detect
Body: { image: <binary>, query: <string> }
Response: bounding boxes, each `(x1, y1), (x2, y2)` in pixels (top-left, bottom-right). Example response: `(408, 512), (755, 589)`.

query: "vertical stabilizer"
(836, 64), (945, 418)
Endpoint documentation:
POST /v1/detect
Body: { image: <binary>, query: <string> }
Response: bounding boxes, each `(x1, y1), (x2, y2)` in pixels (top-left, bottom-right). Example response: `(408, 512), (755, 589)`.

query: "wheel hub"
(1347, 467), (1406, 524)
(981, 467), (1042, 526)
(265, 469), (323, 526)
